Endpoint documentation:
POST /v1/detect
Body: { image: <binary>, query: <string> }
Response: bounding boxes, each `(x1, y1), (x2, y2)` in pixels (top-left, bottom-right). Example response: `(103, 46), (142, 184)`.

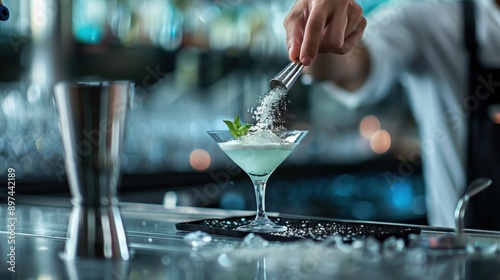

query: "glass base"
(236, 217), (287, 233)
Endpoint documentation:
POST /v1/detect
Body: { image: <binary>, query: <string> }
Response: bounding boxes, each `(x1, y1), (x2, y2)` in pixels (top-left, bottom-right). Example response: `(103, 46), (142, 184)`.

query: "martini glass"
(207, 130), (308, 233)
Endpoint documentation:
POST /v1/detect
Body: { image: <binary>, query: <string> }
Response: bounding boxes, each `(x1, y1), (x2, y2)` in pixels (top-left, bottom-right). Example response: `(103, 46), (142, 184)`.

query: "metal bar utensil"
(411, 177), (493, 250)
(454, 177), (493, 237)
(54, 81), (133, 261)
(269, 61), (304, 91)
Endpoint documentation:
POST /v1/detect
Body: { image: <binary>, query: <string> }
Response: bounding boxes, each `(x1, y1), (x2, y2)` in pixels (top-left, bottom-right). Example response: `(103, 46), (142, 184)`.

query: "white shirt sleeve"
(321, 1), (422, 109)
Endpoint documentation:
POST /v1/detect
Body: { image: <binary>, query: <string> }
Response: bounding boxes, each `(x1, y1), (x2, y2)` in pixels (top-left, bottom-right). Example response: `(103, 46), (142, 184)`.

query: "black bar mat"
(175, 215), (421, 243)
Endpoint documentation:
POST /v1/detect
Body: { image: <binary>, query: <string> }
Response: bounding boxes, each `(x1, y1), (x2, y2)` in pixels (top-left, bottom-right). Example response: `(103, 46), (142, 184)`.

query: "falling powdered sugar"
(250, 86), (288, 132)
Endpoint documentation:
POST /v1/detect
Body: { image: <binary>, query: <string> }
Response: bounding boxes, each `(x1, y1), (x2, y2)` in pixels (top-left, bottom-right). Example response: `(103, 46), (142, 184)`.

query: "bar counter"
(1, 197), (500, 280)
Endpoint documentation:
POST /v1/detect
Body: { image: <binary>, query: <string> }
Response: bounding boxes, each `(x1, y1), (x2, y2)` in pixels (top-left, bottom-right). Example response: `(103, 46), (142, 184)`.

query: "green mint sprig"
(223, 114), (253, 138)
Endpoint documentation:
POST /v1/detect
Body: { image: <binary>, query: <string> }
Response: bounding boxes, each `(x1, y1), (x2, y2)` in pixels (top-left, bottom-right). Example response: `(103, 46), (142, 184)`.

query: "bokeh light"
(489, 108), (500, 124)
(351, 200), (377, 220)
(386, 183), (414, 211)
(359, 115), (381, 139)
(189, 149), (211, 171)
(370, 129), (391, 154)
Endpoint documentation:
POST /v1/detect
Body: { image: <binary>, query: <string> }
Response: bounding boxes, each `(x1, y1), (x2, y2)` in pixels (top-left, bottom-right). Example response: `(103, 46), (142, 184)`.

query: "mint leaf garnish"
(223, 114), (253, 138)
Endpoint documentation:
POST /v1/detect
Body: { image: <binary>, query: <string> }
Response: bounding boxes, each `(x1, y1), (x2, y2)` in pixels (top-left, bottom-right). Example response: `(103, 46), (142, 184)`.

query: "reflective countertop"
(1, 197), (500, 280)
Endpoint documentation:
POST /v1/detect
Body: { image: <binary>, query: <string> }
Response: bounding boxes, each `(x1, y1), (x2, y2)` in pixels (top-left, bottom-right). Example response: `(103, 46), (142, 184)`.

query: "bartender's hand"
(284, 0), (367, 66)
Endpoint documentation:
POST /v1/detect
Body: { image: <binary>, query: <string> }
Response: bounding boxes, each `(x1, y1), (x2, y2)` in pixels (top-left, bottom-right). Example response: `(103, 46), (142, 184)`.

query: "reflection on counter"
(0, 0), (425, 224)
(1, 203), (499, 280)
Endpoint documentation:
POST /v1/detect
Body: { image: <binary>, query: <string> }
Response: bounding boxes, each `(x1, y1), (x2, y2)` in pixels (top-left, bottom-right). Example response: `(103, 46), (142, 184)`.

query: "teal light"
(359, 0), (394, 14)
(73, 0), (106, 45)
(75, 26), (103, 44)
(386, 182), (413, 210)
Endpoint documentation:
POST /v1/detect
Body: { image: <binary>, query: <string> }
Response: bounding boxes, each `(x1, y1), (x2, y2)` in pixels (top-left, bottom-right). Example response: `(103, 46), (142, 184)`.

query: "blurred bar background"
(0, 0), (426, 224)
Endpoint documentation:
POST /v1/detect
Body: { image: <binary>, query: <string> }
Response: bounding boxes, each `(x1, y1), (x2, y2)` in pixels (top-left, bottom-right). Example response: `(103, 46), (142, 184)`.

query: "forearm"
(304, 44), (371, 92)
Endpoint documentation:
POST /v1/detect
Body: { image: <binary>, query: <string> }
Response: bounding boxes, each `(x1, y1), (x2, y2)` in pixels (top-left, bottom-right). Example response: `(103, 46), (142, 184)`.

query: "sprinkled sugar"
(250, 86), (288, 132)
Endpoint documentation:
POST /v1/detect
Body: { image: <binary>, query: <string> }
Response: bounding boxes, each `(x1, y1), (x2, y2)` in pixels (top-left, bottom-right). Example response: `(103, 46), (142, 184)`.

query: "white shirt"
(321, 0), (500, 227)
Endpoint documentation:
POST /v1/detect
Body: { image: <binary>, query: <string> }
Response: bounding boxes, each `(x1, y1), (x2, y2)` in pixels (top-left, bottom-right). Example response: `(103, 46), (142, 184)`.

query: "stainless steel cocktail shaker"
(54, 81), (133, 260)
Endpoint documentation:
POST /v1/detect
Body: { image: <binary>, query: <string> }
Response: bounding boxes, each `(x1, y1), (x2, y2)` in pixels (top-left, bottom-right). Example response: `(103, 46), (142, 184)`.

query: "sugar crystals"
(250, 85), (289, 132)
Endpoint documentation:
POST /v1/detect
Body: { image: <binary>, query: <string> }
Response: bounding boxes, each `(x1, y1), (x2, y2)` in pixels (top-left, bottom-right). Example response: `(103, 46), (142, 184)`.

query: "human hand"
(284, 0), (367, 66)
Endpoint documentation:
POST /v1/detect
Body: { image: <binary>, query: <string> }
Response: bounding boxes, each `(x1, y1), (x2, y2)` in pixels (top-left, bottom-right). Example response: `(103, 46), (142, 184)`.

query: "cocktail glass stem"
(237, 174), (286, 232)
(253, 177), (269, 221)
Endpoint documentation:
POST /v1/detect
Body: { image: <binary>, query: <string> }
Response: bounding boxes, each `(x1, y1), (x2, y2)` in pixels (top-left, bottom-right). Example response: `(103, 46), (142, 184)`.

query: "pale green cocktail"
(208, 129), (308, 233)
